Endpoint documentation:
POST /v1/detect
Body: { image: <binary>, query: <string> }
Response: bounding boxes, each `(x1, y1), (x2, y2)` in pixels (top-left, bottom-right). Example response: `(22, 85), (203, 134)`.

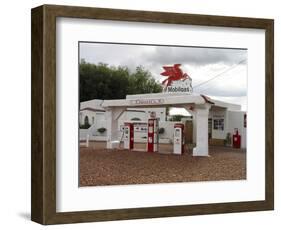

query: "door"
(185, 120), (193, 144)
(208, 118), (212, 140)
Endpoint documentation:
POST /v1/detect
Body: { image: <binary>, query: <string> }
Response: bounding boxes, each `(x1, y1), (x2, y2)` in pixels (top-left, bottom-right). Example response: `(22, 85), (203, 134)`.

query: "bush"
(79, 123), (91, 129)
(224, 132), (232, 146)
(131, 117), (141, 121)
(158, 127), (165, 134)
(169, 115), (187, 121)
(97, 127), (107, 133)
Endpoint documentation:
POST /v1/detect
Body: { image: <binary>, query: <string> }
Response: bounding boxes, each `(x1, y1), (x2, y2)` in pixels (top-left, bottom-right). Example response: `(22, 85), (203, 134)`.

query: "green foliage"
(127, 66), (163, 95)
(131, 117), (141, 121)
(79, 62), (162, 102)
(79, 123), (91, 129)
(97, 127), (106, 133)
(225, 132), (232, 146)
(165, 106), (170, 121)
(169, 115), (186, 122)
(158, 127), (165, 134)
(84, 116), (89, 125)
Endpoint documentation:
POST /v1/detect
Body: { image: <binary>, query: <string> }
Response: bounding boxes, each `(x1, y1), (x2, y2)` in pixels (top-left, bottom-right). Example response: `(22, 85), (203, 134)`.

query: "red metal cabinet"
(147, 118), (159, 152)
(232, 129), (241, 148)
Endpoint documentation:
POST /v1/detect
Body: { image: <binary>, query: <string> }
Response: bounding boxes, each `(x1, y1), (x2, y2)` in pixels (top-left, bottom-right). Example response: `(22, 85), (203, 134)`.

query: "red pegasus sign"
(161, 64), (190, 88)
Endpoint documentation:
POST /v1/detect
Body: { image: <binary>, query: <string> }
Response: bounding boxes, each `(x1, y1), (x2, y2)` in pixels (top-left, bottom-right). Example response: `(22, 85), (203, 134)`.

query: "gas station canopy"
(102, 92), (241, 157)
(102, 92), (241, 111)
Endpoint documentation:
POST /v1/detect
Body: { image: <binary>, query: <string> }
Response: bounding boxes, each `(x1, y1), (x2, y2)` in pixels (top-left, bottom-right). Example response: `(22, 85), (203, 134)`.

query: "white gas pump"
(123, 122), (134, 150)
(173, 123), (184, 154)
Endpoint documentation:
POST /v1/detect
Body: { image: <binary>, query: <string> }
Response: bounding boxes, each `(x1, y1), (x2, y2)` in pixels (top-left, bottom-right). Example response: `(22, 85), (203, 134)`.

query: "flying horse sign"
(161, 64), (193, 94)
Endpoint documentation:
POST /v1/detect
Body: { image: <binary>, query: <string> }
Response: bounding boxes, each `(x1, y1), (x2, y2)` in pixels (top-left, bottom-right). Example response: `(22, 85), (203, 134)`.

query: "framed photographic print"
(31, 4), (274, 225)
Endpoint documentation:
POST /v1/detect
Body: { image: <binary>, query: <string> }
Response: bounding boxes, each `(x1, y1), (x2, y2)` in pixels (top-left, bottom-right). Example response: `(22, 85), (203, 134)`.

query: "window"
(213, 119), (224, 130)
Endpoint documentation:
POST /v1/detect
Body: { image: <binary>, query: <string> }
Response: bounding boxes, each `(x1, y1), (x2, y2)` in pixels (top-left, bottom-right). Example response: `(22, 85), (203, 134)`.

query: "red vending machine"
(232, 128), (241, 148)
(147, 118), (159, 152)
(173, 123), (185, 154)
(124, 122), (134, 150)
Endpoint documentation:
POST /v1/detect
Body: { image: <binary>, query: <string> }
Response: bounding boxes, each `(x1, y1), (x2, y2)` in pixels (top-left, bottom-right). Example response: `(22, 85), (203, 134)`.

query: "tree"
(79, 62), (162, 102)
(127, 66), (162, 95)
(169, 115), (187, 122)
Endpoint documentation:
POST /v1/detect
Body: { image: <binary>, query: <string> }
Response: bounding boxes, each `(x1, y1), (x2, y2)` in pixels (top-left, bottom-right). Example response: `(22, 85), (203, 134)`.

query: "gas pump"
(147, 118), (159, 152)
(124, 122), (134, 150)
(232, 128), (241, 148)
(173, 123), (185, 154)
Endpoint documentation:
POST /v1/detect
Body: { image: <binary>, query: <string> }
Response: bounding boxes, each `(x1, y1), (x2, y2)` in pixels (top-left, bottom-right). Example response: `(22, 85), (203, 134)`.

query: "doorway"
(185, 120), (193, 144)
(208, 118), (212, 140)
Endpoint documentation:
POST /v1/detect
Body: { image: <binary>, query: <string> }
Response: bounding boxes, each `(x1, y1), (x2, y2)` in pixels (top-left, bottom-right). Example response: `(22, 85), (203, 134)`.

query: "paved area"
(79, 142), (246, 187)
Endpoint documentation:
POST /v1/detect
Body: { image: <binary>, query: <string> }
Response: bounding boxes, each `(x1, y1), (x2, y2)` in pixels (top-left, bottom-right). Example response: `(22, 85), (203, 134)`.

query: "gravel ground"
(79, 142), (246, 186)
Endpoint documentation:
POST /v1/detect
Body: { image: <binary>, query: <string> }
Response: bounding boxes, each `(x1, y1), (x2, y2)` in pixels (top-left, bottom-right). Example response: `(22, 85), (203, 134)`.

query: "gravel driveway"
(79, 143), (246, 186)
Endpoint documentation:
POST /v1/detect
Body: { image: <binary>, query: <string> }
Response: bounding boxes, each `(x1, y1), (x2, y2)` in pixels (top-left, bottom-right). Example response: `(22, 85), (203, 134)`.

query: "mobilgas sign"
(167, 87), (192, 93)
(161, 64), (193, 95)
(166, 79), (193, 94)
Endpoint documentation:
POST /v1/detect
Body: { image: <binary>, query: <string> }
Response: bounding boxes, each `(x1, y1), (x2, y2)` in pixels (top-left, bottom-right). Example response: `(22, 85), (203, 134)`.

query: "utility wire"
(195, 67), (245, 94)
(193, 59), (247, 89)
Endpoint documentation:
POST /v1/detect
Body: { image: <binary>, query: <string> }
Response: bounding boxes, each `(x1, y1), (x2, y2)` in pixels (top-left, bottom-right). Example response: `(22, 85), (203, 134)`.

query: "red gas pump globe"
(232, 129), (241, 148)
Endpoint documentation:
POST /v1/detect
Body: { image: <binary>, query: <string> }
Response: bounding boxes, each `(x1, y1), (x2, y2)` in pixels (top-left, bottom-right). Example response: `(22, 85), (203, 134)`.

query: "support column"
(105, 108), (125, 149)
(192, 113), (197, 144)
(193, 104), (211, 156)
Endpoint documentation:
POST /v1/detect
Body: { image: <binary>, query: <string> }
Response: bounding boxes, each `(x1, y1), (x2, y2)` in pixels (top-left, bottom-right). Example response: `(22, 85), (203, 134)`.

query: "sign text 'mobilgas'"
(166, 86), (193, 93)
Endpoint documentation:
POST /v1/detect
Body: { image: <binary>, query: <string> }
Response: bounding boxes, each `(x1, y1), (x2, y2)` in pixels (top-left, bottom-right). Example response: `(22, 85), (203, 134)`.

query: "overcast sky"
(80, 42), (247, 112)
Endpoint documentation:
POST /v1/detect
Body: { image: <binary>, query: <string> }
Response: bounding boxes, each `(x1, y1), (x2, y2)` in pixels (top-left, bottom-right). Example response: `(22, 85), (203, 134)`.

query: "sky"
(79, 42), (247, 114)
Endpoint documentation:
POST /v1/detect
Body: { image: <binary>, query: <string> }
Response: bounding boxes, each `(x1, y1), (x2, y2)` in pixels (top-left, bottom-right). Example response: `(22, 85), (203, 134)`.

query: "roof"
(102, 94), (206, 108)
(81, 94), (241, 111)
(101, 93), (241, 111)
(80, 99), (105, 111)
(80, 107), (105, 112)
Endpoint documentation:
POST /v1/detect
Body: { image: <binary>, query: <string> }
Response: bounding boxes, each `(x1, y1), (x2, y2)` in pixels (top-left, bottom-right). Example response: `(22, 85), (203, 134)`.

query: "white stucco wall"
(79, 99), (246, 149)
(208, 107), (247, 149)
(226, 111), (247, 149)
(80, 118), (180, 143)
(119, 110), (146, 122)
(79, 99), (106, 126)
(79, 129), (89, 140)
(91, 114), (106, 135)
(79, 107), (166, 141)
(79, 110), (96, 125)
(122, 108), (166, 122)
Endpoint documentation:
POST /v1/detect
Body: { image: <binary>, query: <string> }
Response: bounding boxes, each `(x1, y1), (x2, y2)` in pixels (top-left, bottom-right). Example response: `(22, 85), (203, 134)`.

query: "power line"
(195, 67), (246, 94)
(193, 59), (247, 89)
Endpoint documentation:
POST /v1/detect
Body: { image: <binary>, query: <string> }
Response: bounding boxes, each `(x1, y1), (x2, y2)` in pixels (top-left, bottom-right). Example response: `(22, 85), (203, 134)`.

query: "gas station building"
(79, 63), (247, 156)
(98, 92), (246, 156)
